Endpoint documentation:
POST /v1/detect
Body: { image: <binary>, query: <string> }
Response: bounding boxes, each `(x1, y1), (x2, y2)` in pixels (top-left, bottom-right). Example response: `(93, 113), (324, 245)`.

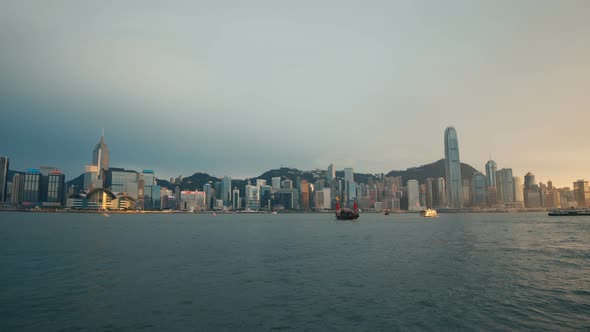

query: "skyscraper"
(327, 163), (335, 184)
(496, 168), (515, 203)
(485, 160), (497, 188)
(221, 176), (232, 207)
(344, 168), (354, 183)
(444, 127), (463, 208)
(92, 133), (109, 179)
(0, 156), (8, 202)
(472, 172), (486, 207)
(407, 179), (421, 211)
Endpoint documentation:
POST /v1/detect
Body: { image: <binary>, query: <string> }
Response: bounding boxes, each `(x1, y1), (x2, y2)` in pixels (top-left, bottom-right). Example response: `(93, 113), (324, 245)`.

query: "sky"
(0, 0), (589, 187)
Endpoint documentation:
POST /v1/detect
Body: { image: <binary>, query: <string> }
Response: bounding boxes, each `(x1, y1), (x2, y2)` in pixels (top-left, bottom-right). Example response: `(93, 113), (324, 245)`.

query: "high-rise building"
(11, 173), (23, 204)
(142, 170), (156, 210)
(256, 179), (267, 188)
(574, 180), (590, 208)
(43, 170), (65, 207)
(322, 188), (331, 209)
(271, 177), (281, 190)
(203, 183), (212, 209)
(104, 168), (140, 199)
(92, 133), (109, 179)
(0, 156), (8, 202)
(221, 176), (232, 207)
(245, 182), (259, 211)
(83, 165), (101, 191)
(327, 164), (335, 184)
(496, 168), (515, 203)
(444, 127), (463, 208)
(22, 169), (42, 206)
(300, 179), (310, 210)
(485, 160), (497, 188)
(259, 185), (272, 210)
(462, 178), (472, 206)
(472, 172), (486, 207)
(344, 168), (354, 183)
(232, 187), (240, 210)
(513, 176), (524, 203)
(425, 178), (434, 209)
(282, 179), (293, 190)
(407, 179), (421, 211)
(180, 191), (206, 211)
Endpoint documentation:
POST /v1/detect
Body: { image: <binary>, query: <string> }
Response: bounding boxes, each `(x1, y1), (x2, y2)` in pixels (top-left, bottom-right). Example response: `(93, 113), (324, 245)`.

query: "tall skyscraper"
(271, 177), (281, 190)
(344, 168), (354, 183)
(407, 179), (421, 211)
(496, 168), (515, 203)
(0, 156), (9, 202)
(513, 176), (524, 203)
(444, 127), (463, 208)
(92, 132), (109, 179)
(485, 160), (497, 188)
(472, 172), (486, 207)
(327, 163), (335, 184)
(221, 176), (232, 207)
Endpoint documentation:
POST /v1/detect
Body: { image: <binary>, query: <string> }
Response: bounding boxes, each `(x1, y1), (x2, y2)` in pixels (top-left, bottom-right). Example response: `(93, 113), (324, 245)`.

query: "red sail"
(353, 202), (358, 211)
(335, 202), (341, 211)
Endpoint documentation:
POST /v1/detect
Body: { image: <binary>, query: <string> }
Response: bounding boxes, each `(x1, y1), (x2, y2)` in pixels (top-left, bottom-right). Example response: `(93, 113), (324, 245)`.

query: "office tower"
(300, 179), (310, 210)
(462, 178), (472, 206)
(214, 182), (221, 198)
(203, 183), (212, 209)
(83, 165), (101, 190)
(574, 180), (590, 208)
(232, 187), (240, 210)
(256, 179), (266, 188)
(221, 176), (232, 207)
(314, 190), (324, 209)
(322, 188), (331, 209)
(22, 169), (42, 206)
(513, 176), (524, 203)
(407, 179), (421, 211)
(179, 191), (206, 211)
(92, 133), (109, 179)
(245, 182), (259, 210)
(142, 170), (155, 210)
(485, 160), (497, 188)
(434, 177), (446, 208)
(11, 173), (23, 204)
(0, 156), (8, 202)
(282, 179), (293, 190)
(444, 127), (463, 208)
(344, 168), (354, 183)
(472, 172), (486, 207)
(496, 168), (515, 203)
(271, 177), (281, 190)
(524, 172), (536, 190)
(259, 185), (272, 209)
(104, 168), (140, 199)
(327, 163), (335, 184)
(43, 170), (65, 207)
(425, 178), (434, 209)
(420, 184), (427, 208)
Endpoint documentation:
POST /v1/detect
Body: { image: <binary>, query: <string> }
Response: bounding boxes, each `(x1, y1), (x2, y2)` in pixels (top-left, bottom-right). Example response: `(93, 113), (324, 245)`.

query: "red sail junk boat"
(335, 200), (360, 221)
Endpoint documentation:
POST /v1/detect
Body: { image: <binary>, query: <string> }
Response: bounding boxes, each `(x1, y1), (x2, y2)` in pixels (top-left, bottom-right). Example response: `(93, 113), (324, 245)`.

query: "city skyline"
(1, 1), (590, 187)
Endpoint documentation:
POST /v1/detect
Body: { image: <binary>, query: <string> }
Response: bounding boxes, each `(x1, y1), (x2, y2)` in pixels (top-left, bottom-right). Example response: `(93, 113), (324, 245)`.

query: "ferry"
(548, 209), (590, 216)
(421, 209), (438, 218)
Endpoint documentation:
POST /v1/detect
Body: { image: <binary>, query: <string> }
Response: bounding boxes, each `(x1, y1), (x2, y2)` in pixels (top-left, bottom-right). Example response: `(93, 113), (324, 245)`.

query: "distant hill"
(386, 159), (480, 185)
(60, 159), (480, 196)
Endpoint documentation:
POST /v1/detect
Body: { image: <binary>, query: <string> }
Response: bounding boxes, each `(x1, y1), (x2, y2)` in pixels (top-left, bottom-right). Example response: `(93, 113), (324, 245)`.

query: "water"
(0, 212), (589, 331)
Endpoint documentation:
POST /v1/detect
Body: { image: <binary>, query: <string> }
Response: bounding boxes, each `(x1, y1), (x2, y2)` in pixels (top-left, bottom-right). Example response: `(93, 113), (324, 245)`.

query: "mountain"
(386, 159), (480, 185)
(62, 159), (480, 195)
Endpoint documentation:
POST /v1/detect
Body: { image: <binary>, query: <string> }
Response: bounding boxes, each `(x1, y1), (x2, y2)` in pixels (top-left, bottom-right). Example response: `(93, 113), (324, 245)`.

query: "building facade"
(444, 127), (463, 208)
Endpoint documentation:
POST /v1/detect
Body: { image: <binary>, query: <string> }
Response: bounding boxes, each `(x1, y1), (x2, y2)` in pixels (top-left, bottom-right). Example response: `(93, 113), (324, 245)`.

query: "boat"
(384, 210), (390, 215)
(421, 209), (438, 218)
(548, 209), (590, 216)
(335, 201), (360, 221)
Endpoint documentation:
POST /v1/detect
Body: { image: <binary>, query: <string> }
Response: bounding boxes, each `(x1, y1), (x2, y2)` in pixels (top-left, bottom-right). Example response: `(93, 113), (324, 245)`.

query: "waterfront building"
(513, 176), (524, 204)
(344, 168), (354, 183)
(425, 178), (434, 209)
(92, 133), (109, 179)
(433, 177), (446, 208)
(496, 168), (515, 203)
(83, 165), (101, 190)
(256, 179), (267, 188)
(221, 176), (232, 207)
(42, 170), (65, 207)
(462, 178), (472, 206)
(259, 185), (272, 210)
(203, 183), (212, 209)
(245, 182), (259, 211)
(0, 156), (9, 202)
(271, 177), (281, 190)
(407, 179), (421, 211)
(574, 180), (590, 208)
(104, 168), (140, 199)
(327, 163), (335, 184)
(10, 173), (23, 204)
(472, 172), (486, 207)
(180, 191), (206, 211)
(300, 179), (310, 210)
(142, 170), (156, 210)
(282, 179), (293, 190)
(22, 169), (42, 207)
(232, 187), (241, 210)
(322, 188), (331, 209)
(485, 160), (497, 188)
(444, 127), (463, 208)
(314, 190), (324, 210)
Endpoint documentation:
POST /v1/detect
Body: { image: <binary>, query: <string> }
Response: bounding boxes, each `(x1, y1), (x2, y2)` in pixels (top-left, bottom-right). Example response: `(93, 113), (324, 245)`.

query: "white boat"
(421, 209), (438, 218)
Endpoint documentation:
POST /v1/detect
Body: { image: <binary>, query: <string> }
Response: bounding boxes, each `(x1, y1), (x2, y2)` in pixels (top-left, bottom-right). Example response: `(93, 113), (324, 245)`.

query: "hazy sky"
(1, 0), (589, 186)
